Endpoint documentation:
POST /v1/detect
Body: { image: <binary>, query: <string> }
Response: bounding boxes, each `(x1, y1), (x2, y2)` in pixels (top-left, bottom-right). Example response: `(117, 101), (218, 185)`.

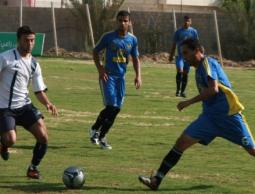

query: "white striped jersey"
(0, 48), (47, 109)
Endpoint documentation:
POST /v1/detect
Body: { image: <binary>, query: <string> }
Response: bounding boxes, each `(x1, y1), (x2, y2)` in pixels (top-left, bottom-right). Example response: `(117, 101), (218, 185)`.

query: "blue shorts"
(176, 56), (190, 73)
(0, 104), (43, 132)
(99, 75), (125, 108)
(184, 113), (255, 149)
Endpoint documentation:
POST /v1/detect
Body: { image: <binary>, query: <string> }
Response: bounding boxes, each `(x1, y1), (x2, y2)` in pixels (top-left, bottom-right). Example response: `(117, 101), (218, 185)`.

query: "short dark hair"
(116, 10), (130, 19)
(181, 39), (201, 51)
(184, 15), (191, 20)
(17, 26), (35, 40)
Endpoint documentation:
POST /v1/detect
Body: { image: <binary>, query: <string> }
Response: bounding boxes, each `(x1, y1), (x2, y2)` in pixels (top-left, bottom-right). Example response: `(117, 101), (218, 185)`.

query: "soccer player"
(0, 26), (58, 179)
(89, 10), (142, 150)
(139, 39), (255, 190)
(169, 16), (199, 97)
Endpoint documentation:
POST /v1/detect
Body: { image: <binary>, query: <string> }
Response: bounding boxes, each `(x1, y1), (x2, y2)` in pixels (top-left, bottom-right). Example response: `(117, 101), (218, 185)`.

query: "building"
(0, 0), (82, 8)
(121, 0), (222, 13)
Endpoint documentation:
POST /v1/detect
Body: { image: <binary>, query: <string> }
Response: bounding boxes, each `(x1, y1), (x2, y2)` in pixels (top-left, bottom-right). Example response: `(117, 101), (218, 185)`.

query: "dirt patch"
(44, 47), (92, 60)
(44, 49), (255, 68)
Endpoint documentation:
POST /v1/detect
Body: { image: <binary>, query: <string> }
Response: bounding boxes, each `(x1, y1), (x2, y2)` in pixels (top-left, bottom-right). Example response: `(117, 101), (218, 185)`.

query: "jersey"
(174, 27), (198, 57)
(0, 48), (47, 109)
(196, 57), (244, 116)
(94, 31), (139, 77)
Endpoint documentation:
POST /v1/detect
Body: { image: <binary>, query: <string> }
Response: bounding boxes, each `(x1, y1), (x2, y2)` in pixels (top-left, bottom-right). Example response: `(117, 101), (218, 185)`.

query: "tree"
(221, 0), (255, 60)
(70, 0), (125, 51)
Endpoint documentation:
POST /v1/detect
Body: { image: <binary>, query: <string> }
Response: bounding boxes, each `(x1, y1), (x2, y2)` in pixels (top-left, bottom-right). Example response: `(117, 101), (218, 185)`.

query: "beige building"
(121, 0), (222, 12)
(0, 0), (82, 8)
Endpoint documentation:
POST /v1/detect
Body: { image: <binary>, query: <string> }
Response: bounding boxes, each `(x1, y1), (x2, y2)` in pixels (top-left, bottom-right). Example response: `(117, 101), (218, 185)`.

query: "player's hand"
(46, 103), (58, 116)
(169, 55), (174, 62)
(177, 100), (191, 111)
(134, 76), (142, 89)
(98, 66), (108, 82)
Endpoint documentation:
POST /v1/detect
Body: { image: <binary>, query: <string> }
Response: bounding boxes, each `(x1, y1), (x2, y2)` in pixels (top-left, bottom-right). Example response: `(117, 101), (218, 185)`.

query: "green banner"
(0, 32), (45, 56)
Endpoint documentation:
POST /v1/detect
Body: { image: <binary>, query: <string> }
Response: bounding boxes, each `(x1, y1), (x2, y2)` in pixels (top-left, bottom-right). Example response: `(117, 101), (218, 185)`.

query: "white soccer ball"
(62, 166), (85, 189)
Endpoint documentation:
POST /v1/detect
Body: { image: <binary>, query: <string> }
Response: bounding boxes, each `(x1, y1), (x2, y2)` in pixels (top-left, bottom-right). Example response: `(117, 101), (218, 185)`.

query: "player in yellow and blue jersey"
(89, 10), (142, 150)
(169, 16), (199, 97)
(139, 39), (255, 190)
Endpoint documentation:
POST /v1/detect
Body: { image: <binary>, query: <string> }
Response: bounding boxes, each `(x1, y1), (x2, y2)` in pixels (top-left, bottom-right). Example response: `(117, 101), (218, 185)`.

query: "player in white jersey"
(0, 26), (58, 179)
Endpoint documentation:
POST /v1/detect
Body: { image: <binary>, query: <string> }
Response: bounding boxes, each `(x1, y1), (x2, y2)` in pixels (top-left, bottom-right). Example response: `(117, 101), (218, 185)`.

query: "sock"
(92, 108), (108, 130)
(155, 147), (183, 183)
(31, 142), (48, 166)
(181, 74), (188, 94)
(99, 106), (120, 139)
(176, 72), (182, 94)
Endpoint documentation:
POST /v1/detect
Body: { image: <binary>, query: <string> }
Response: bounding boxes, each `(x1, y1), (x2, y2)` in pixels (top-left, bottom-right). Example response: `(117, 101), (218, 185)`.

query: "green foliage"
(221, 0), (255, 60)
(70, 0), (125, 51)
(0, 58), (254, 193)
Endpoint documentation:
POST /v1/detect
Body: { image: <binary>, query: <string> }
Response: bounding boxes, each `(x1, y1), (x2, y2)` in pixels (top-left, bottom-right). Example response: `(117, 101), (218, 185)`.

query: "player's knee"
(3, 131), (16, 147)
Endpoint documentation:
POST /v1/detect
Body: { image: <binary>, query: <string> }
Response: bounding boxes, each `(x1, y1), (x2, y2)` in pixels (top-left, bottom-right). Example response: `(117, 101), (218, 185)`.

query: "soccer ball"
(62, 166), (85, 189)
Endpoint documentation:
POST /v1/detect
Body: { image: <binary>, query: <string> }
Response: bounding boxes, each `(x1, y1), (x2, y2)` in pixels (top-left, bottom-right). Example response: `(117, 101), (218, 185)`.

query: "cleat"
(176, 92), (180, 97)
(89, 128), (99, 145)
(0, 145), (9, 161)
(27, 166), (41, 179)
(180, 93), (186, 98)
(99, 138), (112, 150)
(138, 175), (159, 190)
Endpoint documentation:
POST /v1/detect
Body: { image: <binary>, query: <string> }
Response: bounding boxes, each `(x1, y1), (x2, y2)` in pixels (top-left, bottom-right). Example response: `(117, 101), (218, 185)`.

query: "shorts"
(99, 75), (125, 108)
(176, 56), (190, 73)
(184, 113), (255, 149)
(0, 104), (43, 132)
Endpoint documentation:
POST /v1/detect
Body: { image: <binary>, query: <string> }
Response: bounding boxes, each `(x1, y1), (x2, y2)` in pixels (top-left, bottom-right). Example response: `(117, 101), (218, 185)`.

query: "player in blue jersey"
(89, 10), (142, 150)
(169, 16), (199, 97)
(139, 39), (255, 190)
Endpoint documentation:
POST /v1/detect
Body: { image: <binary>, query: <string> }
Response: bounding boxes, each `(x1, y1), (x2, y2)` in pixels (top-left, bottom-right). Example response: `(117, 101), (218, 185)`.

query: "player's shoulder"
(101, 31), (116, 38)
(0, 48), (17, 60)
(127, 32), (137, 41)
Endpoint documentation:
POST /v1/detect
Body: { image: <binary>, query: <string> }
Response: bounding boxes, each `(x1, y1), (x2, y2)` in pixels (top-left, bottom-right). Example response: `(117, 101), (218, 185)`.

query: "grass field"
(0, 58), (254, 194)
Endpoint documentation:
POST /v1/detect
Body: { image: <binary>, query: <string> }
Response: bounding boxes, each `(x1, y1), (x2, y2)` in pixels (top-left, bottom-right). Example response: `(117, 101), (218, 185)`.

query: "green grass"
(0, 58), (254, 194)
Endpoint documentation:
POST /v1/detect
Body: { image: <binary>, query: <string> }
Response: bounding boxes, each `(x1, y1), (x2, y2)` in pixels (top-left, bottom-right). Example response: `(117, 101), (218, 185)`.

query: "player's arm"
(93, 49), (108, 82)
(35, 91), (58, 116)
(177, 77), (218, 111)
(132, 56), (142, 89)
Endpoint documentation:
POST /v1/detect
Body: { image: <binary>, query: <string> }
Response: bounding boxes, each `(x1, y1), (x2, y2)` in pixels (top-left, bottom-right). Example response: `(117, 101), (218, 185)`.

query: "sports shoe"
(0, 145), (9, 161)
(89, 128), (99, 145)
(99, 138), (112, 150)
(180, 93), (186, 98)
(27, 165), (41, 179)
(176, 91), (180, 97)
(138, 175), (159, 190)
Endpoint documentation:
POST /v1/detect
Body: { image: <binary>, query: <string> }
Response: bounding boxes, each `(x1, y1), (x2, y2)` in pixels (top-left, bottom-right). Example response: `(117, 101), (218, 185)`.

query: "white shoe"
(99, 138), (112, 150)
(89, 128), (99, 145)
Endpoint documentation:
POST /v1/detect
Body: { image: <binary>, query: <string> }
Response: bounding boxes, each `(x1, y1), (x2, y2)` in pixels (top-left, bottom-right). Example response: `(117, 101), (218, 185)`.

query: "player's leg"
(0, 111), (17, 161)
(139, 114), (216, 190)
(18, 104), (46, 179)
(216, 113), (255, 157)
(90, 76), (116, 145)
(180, 61), (190, 98)
(175, 56), (183, 97)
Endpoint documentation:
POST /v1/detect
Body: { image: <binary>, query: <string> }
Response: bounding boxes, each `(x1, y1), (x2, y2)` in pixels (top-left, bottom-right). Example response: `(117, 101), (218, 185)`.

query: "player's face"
(117, 15), (130, 33)
(184, 19), (191, 28)
(18, 34), (35, 54)
(181, 44), (196, 66)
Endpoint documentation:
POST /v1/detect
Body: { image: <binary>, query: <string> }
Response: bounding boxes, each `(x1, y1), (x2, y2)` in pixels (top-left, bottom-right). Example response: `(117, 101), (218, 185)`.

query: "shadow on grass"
(13, 145), (67, 150)
(0, 182), (66, 193)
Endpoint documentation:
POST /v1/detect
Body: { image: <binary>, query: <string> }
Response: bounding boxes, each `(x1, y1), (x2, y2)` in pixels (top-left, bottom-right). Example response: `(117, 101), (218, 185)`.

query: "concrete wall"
(0, 6), (85, 51)
(0, 6), (236, 59)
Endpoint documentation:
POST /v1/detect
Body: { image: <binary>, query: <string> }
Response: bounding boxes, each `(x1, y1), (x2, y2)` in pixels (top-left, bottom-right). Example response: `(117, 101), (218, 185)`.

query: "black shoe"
(27, 165), (41, 179)
(180, 93), (186, 98)
(0, 145), (9, 161)
(176, 92), (180, 97)
(99, 138), (112, 150)
(138, 175), (159, 190)
(89, 128), (99, 145)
